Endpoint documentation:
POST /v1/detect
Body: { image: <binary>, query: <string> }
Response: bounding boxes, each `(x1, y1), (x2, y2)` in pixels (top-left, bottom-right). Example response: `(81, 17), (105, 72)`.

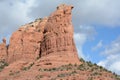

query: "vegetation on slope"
(35, 58), (120, 80)
(0, 60), (8, 72)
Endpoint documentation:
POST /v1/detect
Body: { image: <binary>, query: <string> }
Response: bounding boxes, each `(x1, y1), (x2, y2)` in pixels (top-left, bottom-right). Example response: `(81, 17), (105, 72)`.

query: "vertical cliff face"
(41, 4), (76, 55)
(0, 4), (79, 64)
(40, 4), (79, 64)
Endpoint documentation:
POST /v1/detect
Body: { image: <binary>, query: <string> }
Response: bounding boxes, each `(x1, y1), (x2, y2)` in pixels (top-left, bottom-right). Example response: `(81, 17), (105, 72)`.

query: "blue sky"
(0, 0), (120, 74)
(84, 27), (120, 62)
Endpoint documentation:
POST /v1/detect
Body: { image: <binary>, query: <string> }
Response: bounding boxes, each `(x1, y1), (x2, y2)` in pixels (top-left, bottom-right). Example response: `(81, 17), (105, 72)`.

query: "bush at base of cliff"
(0, 60), (8, 71)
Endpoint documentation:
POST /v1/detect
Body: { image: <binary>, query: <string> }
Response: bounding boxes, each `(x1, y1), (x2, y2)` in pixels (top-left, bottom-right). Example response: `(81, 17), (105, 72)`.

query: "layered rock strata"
(40, 4), (79, 63)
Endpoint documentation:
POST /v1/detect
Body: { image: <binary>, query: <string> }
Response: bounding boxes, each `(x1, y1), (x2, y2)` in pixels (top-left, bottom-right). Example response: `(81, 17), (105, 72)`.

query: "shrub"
(21, 62), (34, 71)
(35, 75), (44, 79)
(9, 71), (20, 76)
(79, 58), (85, 63)
(68, 63), (72, 66)
(71, 70), (77, 74)
(57, 73), (66, 77)
(74, 63), (77, 67)
(87, 77), (93, 80)
(87, 61), (93, 67)
(77, 64), (84, 70)
(0, 60), (8, 71)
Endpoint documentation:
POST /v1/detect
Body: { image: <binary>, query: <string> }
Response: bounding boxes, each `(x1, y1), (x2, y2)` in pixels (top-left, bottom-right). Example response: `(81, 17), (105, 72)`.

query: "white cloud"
(101, 37), (120, 55)
(0, 0), (35, 42)
(92, 40), (103, 51)
(98, 36), (120, 75)
(0, 0), (120, 41)
(28, 0), (120, 28)
(74, 33), (86, 59)
(74, 25), (96, 60)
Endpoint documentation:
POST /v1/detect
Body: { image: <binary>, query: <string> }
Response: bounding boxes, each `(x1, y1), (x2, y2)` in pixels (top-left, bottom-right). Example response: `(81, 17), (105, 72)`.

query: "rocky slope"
(0, 4), (120, 80)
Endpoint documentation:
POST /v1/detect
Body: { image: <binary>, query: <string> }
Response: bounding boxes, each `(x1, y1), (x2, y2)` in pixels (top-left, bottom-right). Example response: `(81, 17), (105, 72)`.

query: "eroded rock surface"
(0, 4), (79, 64)
(7, 18), (48, 63)
(40, 4), (79, 64)
(0, 4), (119, 80)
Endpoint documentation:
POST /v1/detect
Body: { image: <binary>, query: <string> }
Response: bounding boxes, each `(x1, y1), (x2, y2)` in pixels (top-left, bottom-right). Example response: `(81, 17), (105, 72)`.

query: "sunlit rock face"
(7, 18), (48, 63)
(40, 4), (79, 64)
(0, 4), (79, 64)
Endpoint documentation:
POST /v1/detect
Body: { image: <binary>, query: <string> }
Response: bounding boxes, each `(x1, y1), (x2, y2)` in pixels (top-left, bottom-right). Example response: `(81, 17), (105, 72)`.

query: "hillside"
(0, 58), (120, 80)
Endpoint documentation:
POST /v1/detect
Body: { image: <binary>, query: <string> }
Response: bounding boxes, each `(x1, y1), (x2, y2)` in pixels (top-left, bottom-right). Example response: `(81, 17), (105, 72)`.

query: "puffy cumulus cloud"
(0, 0), (35, 42)
(92, 40), (103, 51)
(74, 33), (86, 59)
(98, 36), (120, 74)
(77, 0), (120, 27)
(74, 25), (96, 60)
(0, 0), (120, 41)
(28, 0), (120, 29)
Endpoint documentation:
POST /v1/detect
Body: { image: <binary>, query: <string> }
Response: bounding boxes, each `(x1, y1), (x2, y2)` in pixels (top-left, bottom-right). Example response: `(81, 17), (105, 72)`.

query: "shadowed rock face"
(0, 4), (79, 64)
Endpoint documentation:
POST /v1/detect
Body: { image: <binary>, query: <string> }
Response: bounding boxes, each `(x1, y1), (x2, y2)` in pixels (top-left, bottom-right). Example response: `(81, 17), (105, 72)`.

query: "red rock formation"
(0, 38), (7, 61)
(0, 4), (79, 64)
(40, 4), (79, 64)
(7, 18), (48, 63)
(0, 4), (119, 80)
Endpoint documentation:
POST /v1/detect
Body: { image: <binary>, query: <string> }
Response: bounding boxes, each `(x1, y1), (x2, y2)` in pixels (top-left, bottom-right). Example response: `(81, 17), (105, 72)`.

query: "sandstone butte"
(0, 4), (120, 80)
